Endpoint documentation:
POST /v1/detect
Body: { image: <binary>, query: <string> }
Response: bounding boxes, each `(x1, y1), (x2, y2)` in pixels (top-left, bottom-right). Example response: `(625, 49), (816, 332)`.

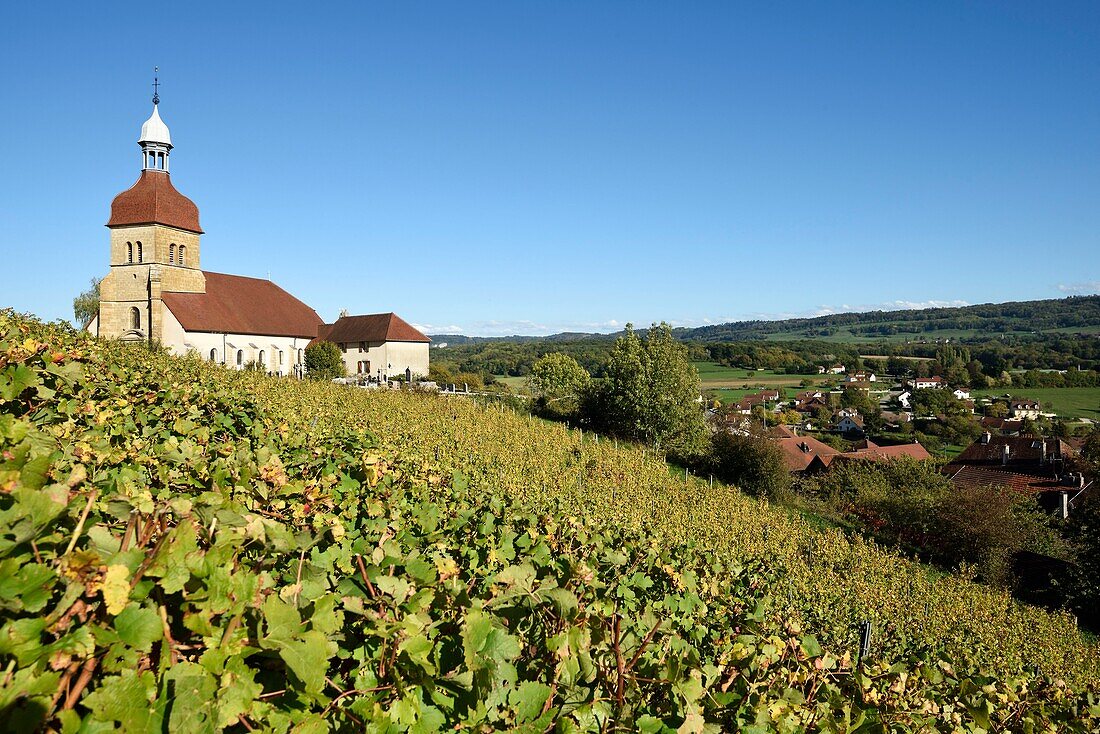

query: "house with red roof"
(943, 433), (1091, 517)
(313, 314), (430, 379)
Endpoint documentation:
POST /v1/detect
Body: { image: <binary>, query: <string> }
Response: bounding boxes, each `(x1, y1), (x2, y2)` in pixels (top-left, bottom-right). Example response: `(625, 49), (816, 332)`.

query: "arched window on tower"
(258, 350), (266, 369)
(209, 348), (218, 362)
(169, 244), (176, 264)
(136, 242), (143, 263)
(130, 307), (141, 331)
(127, 243), (133, 264)
(236, 350), (244, 368)
(179, 245), (186, 266)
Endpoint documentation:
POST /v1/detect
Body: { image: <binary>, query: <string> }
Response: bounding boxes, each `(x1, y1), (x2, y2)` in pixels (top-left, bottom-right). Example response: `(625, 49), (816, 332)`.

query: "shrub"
(304, 340), (345, 380)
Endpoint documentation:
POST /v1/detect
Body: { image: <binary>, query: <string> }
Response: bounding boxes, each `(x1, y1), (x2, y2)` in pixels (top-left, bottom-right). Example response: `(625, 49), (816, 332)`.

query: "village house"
(896, 390), (912, 409)
(834, 414), (865, 436)
(849, 370), (877, 383)
(818, 364), (846, 374)
(734, 389), (782, 415)
(1008, 398), (1043, 420)
(806, 439), (931, 471)
(769, 425), (840, 472)
(980, 416), (1025, 436)
(909, 376), (947, 390)
(952, 388), (971, 400)
(313, 313), (430, 380)
(943, 434), (1091, 517)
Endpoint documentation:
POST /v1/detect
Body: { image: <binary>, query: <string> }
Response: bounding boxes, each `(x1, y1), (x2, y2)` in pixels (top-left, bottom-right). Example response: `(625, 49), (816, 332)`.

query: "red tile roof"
(161, 272), (322, 338)
(979, 417), (1024, 432)
(950, 436), (1075, 468)
(108, 171), (203, 233)
(315, 313), (430, 345)
(842, 443), (932, 462)
(775, 435), (840, 472)
(945, 465), (1079, 494)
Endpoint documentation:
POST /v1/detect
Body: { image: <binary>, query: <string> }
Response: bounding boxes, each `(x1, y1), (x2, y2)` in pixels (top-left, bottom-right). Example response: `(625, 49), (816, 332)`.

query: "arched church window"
(278, 350), (284, 365)
(258, 350), (266, 367)
(169, 244), (176, 264)
(136, 242), (143, 263)
(209, 348), (218, 362)
(179, 245), (186, 265)
(127, 243), (133, 264)
(130, 307), (140, 331)
(297, 349), (303, 364)
(236, 350), (244, 367)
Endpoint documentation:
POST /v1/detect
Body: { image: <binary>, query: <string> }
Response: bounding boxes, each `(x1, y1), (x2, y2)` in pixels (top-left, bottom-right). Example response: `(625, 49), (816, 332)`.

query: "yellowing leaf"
(101, 564), (131, 616)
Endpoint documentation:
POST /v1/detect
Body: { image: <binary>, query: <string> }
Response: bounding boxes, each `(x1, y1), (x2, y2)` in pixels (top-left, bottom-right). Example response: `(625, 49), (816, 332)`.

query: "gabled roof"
(949, 436), (1075, 469)
(108, 170), (203, 233)
(842, 443), (932, 462)
(162, 271), (322, 338)
(1009, 399), (1041, 408)
(775, 434), (840, 472)
(315, 313), (430, 345)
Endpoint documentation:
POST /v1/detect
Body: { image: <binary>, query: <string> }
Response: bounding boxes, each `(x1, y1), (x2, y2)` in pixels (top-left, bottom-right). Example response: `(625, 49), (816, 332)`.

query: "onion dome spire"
(138, 67), (172, 172)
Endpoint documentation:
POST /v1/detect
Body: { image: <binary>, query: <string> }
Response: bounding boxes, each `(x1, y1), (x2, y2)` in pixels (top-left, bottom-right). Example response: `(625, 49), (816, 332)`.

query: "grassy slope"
(243, 375), (1100, 686)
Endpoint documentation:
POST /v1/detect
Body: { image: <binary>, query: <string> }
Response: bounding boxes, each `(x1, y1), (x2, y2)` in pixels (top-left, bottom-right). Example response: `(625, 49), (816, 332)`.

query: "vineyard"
(1, 309), (1099, 732)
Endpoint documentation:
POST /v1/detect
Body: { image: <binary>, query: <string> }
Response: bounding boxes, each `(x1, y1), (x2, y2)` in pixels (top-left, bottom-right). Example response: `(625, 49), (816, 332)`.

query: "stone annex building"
(87, 96), (430, 379)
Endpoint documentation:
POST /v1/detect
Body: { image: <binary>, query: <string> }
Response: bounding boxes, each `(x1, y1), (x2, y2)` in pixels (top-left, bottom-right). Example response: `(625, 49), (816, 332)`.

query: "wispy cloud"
(1055, 281), (1100, 295)
(421, 300), (976, 337)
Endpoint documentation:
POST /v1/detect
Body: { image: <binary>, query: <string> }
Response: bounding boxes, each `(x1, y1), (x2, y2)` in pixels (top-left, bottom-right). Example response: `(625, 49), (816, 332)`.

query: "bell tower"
(96, 70), (206, 343)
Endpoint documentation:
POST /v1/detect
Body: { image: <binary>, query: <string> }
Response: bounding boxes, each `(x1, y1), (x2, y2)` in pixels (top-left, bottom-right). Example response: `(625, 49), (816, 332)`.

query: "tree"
(887, 356), (910, 377)
(582, 323), (707, 460)
(1064, 488), (1100, 628)
(527, 353), (590, 419)
(72, 277), (102, 327)
(709, 429), (791, 500)
(304, 341), (345, 380)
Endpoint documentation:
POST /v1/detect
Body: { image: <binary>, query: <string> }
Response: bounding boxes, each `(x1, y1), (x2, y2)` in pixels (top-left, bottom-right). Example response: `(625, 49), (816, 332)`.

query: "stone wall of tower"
(98, 223), (204, 344)
(97, 265), (152, 342)
(107, 225), (205, 293)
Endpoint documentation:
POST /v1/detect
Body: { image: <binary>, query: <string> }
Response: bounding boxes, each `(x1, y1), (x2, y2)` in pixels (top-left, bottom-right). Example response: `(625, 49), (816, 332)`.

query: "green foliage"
(709, 430), (791, 500)
(1, 309), (1099, 731)
(526, 353), (590, 419)
(304, 340), (345, 380)
(71, 277), (101, 327)
(583, 323), (708, 460)
(1064, 487), (1100, 628)
(799, 460), (1059, 586)
(428, 363), (483, 390)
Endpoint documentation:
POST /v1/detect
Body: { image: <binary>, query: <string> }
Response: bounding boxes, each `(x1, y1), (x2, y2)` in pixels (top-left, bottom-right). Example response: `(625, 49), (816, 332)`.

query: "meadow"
(972, 387), (1100, 421)
(691, 362), (835, 390)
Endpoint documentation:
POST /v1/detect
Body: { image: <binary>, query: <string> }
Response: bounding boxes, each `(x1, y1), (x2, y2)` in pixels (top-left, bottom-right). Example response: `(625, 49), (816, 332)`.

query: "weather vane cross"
(152, 66), (160, 105)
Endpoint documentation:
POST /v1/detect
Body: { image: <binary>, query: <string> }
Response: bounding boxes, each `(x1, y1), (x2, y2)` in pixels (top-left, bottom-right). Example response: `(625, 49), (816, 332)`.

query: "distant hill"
(432, 295), (1100, 345)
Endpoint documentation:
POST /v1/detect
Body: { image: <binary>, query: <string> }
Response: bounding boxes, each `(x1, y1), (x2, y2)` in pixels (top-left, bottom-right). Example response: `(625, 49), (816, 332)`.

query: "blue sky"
(2, 2), (1098, 336)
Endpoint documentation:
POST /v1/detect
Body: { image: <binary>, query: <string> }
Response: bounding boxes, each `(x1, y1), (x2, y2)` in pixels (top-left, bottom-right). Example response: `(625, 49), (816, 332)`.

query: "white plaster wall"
(158, 309), (309, 376)
(385, 341), (430, 379)
(338, 341), (428, 379)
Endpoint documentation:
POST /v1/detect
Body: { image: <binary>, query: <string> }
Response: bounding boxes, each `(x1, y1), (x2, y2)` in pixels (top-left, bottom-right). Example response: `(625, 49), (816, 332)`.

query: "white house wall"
(340, 341), (429, 379)
(162, 308), (309, 376)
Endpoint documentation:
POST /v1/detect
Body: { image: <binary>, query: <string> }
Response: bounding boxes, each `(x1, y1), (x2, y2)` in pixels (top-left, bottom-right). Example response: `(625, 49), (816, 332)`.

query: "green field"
(972, 387), (1100, 421)
(704, 387), (763, 405)
(493, 374), (528, 390)
(692, 362), (836, 389)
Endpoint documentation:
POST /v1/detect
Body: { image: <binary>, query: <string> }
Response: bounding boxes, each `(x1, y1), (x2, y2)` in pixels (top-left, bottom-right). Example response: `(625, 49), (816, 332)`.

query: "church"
(87, 91), (430, 379)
